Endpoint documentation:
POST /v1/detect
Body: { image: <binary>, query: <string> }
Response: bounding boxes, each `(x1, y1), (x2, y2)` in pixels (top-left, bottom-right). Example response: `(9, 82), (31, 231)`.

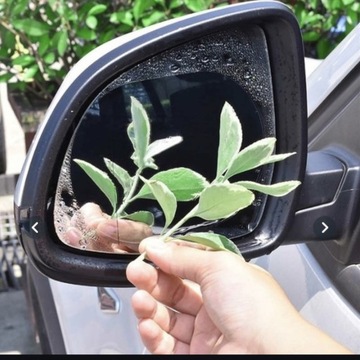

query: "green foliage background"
(0, 0), (359, 100)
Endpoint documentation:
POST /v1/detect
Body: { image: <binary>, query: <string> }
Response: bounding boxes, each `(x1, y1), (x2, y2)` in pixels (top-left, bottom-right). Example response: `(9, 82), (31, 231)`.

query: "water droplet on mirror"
(169, 63), (180, 73)
(223, 53), (234, 66)
(252, 199), (262, 207)
(201, 56), (209, 64)
(79, 238), (88, 249)
(244, 71), (251, 79)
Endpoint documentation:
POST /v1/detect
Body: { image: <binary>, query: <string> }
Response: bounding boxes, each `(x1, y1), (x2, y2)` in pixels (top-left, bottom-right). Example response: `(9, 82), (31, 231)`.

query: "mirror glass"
(54, 25), (275, 254)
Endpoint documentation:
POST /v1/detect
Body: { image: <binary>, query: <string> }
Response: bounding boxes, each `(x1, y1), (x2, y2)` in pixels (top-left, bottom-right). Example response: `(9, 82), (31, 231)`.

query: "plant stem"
(159, 205), (199, 241)
(114, 167), (143, 217)
(134, 204), (199, 261)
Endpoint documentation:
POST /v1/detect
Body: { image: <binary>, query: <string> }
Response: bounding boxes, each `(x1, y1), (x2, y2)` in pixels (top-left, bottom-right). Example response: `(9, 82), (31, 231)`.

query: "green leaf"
(77, 27), (97, 41)
(133, 0), (155, 21)
(104, 158), (133, 197)
(74, 159), (118, 214)
(216, 102), (242, 178)
(178, 232), (242, 256)
(12, 19), (50, 37)
(142, 11), (166, 27)
(57, 30), (68, 57)
(88, 4), (107, 16)
(0, 73), (14, 83)
(169, 0), (183, 9)
(12, 55), (35, 67)
(347, 10), (358, 26)
(184, 0), (212, 12)
(316, 38), (333, 59)
(194, 184), (255, 221)
(343, 0), (356, 5)
(225, 137), (276, 179)
(11, 0), (28, 16)
(128, 96), (152, 169)
(146, 136), (183, 159)
(121, 211), (154, 226)
(302, 31), (321, 42)
(2, 31), (16, 53)
(38, 36), (50, 56)
(258, 152), (296, 167)
(86, 15), (98, 29)
(99, 29), (116, 44)
(237, 180), (301, 197)
(141, 178), (177, 230)
(321, 0), (342, 10)
(110, 11), (134, 26)
(136, 167), (208, 201)
(23, 65), (39, 80)
(44, 52), (56, 65)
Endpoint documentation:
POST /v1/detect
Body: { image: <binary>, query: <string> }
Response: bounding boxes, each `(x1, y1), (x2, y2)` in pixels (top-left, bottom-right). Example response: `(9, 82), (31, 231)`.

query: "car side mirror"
(14, 1), (307, 286)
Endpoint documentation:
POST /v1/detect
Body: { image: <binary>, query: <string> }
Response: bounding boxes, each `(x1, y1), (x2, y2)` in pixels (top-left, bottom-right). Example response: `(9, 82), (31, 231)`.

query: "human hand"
(126, 237), (352, 354)
(63, 202), (153, 253)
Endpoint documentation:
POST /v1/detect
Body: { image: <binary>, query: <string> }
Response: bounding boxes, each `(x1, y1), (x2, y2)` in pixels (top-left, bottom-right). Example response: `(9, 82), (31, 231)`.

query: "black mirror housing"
(14, 1), (307, 286)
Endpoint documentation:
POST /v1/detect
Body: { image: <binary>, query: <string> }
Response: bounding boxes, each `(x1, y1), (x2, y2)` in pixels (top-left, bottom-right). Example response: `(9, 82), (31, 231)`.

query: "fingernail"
(64, 227), (82, 245)
(145, 239), (166, 251)
(97, 222), (118, 239)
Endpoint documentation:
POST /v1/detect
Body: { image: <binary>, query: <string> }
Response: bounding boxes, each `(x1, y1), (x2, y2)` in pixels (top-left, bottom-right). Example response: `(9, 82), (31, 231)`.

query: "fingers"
(126, 256), (202, 316)
(137, 236), (242, 286)
(132, 289), (194, 352)
(127, 258), (200, 354)
(137, 317), (190, 354)
(137, 318), (175, 354)
(69, 202), (107, 229)
(64, 202), (153, 253)
(96, 218), (153, 252)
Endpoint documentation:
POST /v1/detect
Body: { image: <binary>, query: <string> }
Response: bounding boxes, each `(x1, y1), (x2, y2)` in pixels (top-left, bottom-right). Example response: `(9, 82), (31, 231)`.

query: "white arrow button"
(32, 222), (39, 234)
(321, 222), (329, 233)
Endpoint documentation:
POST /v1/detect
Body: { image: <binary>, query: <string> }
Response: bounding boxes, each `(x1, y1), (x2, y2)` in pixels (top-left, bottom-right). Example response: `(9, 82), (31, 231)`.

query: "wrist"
(260, 311), (351, 354)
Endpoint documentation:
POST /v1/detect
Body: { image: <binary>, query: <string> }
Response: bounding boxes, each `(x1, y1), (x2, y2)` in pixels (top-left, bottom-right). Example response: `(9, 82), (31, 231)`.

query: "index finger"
(126, 253), (203, 316)
(139, 236), (245, 289)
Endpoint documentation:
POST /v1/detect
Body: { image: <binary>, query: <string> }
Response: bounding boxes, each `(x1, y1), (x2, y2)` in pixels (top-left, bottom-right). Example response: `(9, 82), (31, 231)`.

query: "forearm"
(263, 313), (352, 354)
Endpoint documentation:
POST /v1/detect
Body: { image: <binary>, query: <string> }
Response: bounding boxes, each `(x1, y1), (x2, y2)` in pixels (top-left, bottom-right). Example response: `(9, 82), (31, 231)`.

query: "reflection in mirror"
(54, 25), (275, 254)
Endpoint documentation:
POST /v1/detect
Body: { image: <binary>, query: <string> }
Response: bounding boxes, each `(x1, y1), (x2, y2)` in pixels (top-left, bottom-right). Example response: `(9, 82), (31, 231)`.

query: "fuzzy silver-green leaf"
(74, 159), (117, 213)
(104, 158), (132, 197)
(121, 210), (154, 226)
(141, 178), (177, 230)
(146, 136), (183, 159)
(178, 232), (242, 256)
(127, 96), (151, 169)
(237, 180), (301, 196)
(194, 183), (255, 221)
(136, 167), (208, 201)
(216, 102), (242, 178)
(225, 137), (276, 179)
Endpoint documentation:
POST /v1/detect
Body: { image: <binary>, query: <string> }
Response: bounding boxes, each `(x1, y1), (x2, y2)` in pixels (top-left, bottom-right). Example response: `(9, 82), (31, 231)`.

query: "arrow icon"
(314, 217), (335, 239)
(32, 222), (39, 234)
(321, 222), (328, 234)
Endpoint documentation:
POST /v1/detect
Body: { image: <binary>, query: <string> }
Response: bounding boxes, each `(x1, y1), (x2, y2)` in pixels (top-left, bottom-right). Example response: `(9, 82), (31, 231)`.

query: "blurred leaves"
(286, 0), (360, 58)
(0, 0), (358, 106)
(0, 0), (227, 103)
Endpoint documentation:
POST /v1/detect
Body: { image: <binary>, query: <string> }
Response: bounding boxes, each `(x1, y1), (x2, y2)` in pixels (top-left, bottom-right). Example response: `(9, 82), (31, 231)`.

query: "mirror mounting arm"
(285, 147), (360, 265)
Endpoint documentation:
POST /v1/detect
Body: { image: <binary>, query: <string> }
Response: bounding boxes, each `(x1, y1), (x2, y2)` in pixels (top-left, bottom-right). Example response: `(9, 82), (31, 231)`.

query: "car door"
(0, 95), (6, 174)
(13, 2), (360, 354)
(253, 23), (360, 353)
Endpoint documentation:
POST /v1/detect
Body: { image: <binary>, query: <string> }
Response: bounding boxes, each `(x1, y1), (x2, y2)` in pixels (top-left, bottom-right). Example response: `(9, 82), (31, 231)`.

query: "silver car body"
(47, 24), (360, 354)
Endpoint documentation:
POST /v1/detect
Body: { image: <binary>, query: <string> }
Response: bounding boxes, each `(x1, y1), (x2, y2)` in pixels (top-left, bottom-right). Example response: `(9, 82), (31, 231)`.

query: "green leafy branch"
(74, 96), (300, 258)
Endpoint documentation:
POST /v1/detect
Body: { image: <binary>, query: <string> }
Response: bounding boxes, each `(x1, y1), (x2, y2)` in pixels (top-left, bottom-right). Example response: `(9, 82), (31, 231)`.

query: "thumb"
(139, 236), (241, 285)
